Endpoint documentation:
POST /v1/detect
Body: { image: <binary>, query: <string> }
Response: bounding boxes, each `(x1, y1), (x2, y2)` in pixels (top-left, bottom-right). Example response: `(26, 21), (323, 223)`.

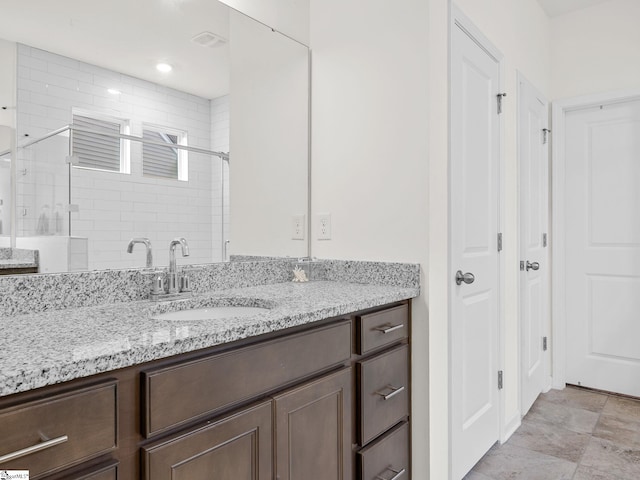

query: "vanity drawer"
(358, 344), (409, 445)
(60, 461), (118, 480)
(356, 304), (408, 355)
(143, 320), (351, 437)
(359, 422), (410, 480)
(75, 465), (117, 480)
(0, 381), (117, 479)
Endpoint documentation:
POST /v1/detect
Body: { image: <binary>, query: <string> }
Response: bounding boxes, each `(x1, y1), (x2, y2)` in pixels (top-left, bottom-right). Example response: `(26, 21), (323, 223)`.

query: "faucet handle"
(180, 273), (191, 293)
(151, 271), (165, 295)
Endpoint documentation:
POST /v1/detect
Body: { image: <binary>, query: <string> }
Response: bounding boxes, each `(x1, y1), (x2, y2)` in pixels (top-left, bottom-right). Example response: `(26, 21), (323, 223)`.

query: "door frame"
(551, 89), (640, 390)
(448, 5), (506, 477)
(517, 72), (551, 414)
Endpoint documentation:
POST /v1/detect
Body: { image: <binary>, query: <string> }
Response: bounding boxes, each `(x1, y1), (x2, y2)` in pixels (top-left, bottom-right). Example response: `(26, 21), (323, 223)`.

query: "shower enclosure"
(0, 124), (229, 273)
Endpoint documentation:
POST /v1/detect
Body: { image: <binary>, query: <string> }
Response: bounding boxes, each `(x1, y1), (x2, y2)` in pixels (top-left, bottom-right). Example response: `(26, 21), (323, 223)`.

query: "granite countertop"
(0, 280), (419, 397)
(0, 259), (38, 269)
(0, 248), (38, 270)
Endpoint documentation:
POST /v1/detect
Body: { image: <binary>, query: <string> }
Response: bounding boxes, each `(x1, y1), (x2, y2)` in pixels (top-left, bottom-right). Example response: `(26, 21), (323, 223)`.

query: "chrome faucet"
(168, 237), (190, 294)
(126, 237), (153, 268)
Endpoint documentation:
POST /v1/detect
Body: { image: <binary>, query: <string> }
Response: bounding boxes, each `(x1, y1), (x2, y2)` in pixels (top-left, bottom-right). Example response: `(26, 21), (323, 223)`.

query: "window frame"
(71, 109), (131, 175)
(141, 123), (189, 182)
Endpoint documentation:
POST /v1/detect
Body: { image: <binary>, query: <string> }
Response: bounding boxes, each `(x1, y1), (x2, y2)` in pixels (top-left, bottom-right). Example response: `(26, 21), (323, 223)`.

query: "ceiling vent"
(191, 31), (227, 48)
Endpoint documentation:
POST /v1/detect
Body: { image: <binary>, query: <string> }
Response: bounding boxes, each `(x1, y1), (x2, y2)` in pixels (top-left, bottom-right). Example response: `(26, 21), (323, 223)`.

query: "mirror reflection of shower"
(0, 157), (10, 239)
(0, 125), (13, 245)
(2, 124), (229, 273)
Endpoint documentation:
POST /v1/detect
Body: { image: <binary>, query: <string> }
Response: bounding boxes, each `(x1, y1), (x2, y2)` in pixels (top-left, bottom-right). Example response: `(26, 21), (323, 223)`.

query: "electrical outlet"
(317, 214), (331, 240)
(292, 214), (305, 240)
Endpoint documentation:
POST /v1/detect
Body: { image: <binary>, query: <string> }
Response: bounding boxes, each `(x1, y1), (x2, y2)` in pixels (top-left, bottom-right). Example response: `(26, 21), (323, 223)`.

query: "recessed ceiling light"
(156, 63), (173, 73)
(107, 88), (121, 95)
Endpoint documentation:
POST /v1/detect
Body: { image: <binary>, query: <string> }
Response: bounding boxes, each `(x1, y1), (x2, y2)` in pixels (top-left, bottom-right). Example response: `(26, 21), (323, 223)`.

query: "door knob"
(526, 261), (540, 271)
(455, 270), (475, 285)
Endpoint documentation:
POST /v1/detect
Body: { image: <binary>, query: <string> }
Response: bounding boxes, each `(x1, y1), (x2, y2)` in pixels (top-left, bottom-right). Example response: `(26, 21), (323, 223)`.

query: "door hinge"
(498, 370), (504, 390)
(542, 128), (551, 145)
(543, 336), (548, 351)
(497, 93), (507, 114)
(543, 233), (548, 247)
(497, 233), (503, 252)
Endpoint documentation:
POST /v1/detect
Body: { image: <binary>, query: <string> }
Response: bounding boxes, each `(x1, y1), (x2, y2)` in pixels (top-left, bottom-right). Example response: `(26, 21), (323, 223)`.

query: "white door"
(564, 99), (640, 397)
(450, 17), (501, 480)
(518, 77), (549, 415)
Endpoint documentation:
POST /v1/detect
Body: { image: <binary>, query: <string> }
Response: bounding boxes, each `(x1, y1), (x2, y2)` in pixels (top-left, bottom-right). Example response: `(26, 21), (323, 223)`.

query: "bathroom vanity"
(0, 272), (417, 480)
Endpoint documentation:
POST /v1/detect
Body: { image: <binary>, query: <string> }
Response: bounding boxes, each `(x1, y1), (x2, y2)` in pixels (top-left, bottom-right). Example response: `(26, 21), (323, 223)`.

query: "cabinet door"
(274, 368), (352, 480)
(142, 401), (272, 480)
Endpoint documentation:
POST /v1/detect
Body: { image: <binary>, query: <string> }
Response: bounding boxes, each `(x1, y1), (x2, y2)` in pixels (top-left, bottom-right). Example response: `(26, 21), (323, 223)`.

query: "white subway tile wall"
(16, 44), (230, 270)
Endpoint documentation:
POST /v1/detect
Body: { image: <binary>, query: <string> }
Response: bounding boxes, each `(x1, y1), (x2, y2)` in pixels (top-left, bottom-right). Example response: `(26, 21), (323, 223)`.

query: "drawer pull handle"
(374, 323), (404, 334)
(0, 435), (68, 463)
(376, 385), (405, 400)
(376, 467), (407, 480)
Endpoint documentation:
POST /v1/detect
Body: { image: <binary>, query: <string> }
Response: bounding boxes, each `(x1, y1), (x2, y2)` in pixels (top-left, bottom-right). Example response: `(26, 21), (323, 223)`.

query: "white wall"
(310, 0), (552, 477)
(0, 39), (16, 128)
(454, 0), (552, 444)
(16, 45), (220, 270)
(551, 0), (640, 99)
(229, 10), (309, 259)
(428, 0), (450, 477)
(309, 0), (430, 477)
(220, 0), (310, 46)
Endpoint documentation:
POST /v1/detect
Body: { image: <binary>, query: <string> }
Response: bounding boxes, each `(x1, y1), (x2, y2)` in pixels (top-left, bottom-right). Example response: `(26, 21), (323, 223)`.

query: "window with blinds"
(72, 114), (124, 172)
(142, 128), (188, 181)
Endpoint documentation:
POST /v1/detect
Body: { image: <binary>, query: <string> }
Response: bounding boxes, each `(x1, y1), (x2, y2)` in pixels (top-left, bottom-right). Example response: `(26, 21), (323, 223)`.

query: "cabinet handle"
(376, 385), (405, 400)
(0, 435), (68, 463)
(374, 323), (404, 334)
(376, 467), (406, 480)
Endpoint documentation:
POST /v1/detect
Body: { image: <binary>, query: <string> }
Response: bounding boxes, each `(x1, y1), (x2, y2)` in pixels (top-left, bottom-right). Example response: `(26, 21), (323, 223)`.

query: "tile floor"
(464, 386), (640, 480)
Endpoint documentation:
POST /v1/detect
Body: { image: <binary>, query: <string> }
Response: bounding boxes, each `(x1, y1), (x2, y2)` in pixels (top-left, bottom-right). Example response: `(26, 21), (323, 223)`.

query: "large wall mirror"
(0, 0), (309, 274)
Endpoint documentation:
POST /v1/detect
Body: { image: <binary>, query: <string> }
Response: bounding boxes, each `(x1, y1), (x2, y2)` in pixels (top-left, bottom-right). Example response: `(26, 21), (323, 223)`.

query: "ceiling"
(537, 0), (613, 17)
(0, 0), (615, 98)
(0, 0), (231, 99)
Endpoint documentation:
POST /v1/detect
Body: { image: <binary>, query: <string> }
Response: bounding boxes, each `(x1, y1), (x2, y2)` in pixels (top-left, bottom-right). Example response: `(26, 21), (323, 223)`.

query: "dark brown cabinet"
(356, 304), (409, 355)
(0, 381), (117, 480)
(0, 300), (411, 480)
(142, 401), (273, 480)
(60, 461), (119, 480)
(274, 368), (352, 480)
(143, 367), (352, 480)
(142, 320), (351, 438)
(354, 306), (411, 480)
(358, 422), (410, 480)
(358, 345), (409, 445)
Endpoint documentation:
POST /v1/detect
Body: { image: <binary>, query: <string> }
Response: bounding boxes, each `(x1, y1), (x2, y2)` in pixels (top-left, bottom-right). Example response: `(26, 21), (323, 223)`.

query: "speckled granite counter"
(0, 280), (418, 397)
(0, 259), (38, 269)
(0, 247), (38, 271)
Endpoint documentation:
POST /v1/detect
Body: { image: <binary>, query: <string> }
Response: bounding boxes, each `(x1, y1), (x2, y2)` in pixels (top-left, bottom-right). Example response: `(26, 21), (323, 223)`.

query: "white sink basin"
(153, 306), (270, 321)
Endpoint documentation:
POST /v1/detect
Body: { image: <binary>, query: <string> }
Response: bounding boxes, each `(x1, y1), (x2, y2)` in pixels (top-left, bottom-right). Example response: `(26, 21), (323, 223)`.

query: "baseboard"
(501, 411), (522, 443)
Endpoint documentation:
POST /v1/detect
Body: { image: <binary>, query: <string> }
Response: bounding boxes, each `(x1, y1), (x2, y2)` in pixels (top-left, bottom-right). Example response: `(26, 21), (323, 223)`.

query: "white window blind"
(143, 129), (181, 180)
(72, 114), (122, 172)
